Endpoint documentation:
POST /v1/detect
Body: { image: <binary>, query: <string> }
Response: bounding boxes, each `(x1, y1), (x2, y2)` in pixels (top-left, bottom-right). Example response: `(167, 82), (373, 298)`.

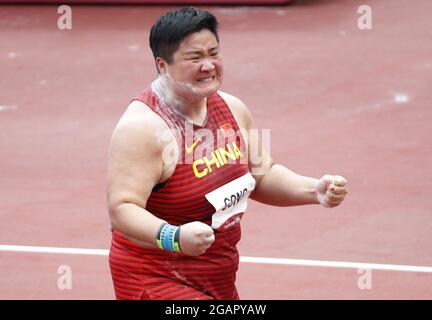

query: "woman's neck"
(152, 74), (208, 124)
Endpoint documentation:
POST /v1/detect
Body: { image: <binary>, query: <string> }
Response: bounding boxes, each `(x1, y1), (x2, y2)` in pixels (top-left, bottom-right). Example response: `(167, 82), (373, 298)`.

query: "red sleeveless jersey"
(109, 85), (255, 300)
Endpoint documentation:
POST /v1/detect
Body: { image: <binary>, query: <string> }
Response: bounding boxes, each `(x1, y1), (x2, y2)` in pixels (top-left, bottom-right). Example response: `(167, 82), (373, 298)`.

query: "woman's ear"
(156, 57), (167, 74)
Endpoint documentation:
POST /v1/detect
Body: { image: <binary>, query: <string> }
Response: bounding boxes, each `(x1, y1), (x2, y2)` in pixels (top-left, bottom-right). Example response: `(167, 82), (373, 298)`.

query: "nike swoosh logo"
(186, 138), (201, 154)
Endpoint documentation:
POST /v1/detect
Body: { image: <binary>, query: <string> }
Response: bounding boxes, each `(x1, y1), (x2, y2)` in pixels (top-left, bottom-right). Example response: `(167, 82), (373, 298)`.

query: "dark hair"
(149, 7), (219, 64)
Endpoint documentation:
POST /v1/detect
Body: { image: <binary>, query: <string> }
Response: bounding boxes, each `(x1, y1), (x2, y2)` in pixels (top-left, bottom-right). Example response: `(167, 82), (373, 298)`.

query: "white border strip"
(1, 244), (432, 273)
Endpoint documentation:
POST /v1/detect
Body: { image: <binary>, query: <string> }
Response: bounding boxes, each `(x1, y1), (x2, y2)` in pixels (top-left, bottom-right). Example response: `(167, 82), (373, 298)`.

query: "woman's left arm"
(219, 90), (348, 208)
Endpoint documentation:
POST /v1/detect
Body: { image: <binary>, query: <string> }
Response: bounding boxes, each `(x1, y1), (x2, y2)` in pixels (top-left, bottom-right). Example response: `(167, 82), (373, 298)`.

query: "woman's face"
(158, 29), (224, 99)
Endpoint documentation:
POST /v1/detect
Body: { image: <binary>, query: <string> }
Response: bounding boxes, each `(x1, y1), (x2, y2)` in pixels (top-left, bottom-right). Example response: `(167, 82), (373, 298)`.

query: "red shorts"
(139, 283), (214, 300)
(110, 259), (240, 300)
(109, 231), (240, 300)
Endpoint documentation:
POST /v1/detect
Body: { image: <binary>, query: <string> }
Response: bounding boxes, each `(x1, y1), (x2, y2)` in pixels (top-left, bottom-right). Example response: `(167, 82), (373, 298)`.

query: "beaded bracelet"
(156, 223), (181, 253)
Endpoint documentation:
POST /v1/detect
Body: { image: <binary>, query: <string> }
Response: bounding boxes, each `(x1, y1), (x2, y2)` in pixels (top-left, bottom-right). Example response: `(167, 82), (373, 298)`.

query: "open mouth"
(197, 75), (216, 83)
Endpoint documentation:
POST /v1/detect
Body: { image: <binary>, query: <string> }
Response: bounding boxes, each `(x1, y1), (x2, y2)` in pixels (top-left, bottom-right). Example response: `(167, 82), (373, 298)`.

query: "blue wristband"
(156, 223), (181, 253)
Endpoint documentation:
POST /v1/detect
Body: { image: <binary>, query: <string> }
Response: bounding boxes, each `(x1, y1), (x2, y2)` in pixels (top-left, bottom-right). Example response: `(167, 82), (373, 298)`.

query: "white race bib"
(205, 172), (256, 230)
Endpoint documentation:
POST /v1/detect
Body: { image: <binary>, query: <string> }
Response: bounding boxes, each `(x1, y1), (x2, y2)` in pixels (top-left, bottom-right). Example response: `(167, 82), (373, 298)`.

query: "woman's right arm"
(107, 102), (167, 246)
(106, 101), (215, 256)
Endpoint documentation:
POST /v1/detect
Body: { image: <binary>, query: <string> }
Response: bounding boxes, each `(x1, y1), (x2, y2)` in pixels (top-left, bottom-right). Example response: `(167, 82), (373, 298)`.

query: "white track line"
(1, 244), (432, 273)
(0, 245), (107, 256)
(239, 256), (432, 273)
(0, 105), (17, 112)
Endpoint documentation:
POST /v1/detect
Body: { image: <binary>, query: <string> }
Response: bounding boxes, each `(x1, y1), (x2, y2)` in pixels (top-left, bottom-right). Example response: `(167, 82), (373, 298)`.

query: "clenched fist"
(179, 221), (215, 256)
(315, 175), (348, 208)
